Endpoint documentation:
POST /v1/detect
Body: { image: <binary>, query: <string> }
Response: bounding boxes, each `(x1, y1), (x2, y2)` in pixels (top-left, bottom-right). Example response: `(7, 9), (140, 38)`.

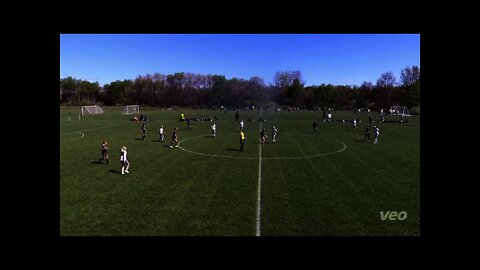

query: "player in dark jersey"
(364, 126), (370, 142)
(186, 118), (192, 131)
(313, 120), (318, 133)
(99, 141), (109, 164)
(170, 127), (179, 148)
(141, 123), (147, 140)
(235, 110), (240, 121)
(260, 128), (267, 144)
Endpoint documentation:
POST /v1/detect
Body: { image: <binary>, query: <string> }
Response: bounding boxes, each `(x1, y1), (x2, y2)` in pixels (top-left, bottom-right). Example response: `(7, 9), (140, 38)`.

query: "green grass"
(60, 107), (420, 236)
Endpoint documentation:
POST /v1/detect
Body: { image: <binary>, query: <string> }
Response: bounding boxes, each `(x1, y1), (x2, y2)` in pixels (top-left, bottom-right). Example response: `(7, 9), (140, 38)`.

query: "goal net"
(81, 105), (104, 115)
(122, 105), (140, 115)
(390, 106), (411, 117)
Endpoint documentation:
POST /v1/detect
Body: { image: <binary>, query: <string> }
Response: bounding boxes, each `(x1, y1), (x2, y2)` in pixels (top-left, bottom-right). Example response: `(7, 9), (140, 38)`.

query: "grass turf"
(60, 107), (419, 236)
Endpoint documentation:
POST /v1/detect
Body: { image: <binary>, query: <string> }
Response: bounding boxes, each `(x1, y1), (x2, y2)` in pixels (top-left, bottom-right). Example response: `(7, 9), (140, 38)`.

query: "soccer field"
(60, 107), (420, 236)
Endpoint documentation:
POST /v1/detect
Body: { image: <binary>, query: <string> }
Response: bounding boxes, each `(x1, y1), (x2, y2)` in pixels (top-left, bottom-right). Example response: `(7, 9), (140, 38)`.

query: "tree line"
(60, 66), (419, 110)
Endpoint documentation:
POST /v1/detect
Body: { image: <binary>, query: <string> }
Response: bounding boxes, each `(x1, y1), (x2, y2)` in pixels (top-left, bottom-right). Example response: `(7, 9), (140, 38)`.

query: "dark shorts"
(102, 150), (108, 156)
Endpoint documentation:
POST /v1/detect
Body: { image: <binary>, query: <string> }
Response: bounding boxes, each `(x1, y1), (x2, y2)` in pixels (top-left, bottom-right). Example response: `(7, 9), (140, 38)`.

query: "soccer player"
(327, 112), (332, 122)
(120, 146), (130, 175)
(313, 120), (318, 133)
(272, 126), (278, 143)
(368, 113), (373, 123)
(240, 130), (246, 151)
(159, 125), (165, 142)
(364, 126), (370, 142)
(141, 123), (147, 141)
(180, 112), (185, 121)
(374, 126), (380, 144)
(170, 127), (179, 148)
(187, 118), (192, 131)
(322, 110), (326, 122)
(99, 141), (109, 164)
(235, 110), (240, 121)
(240, 120), (244, 131)
(352, 118), (357, 129)
(211, 122), (216, 137)
(260, 128), (267, 144)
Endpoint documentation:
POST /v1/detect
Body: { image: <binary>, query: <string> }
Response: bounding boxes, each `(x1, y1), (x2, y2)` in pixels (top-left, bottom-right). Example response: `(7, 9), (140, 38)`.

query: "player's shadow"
(162, 145), (172, 148)
(353, 139), (370, 143)
(151, 139), (164, 142)
(109, 169), (121, 174)
(203, 135), (215, 138)
(91, 161), (103, 164)
(226, 148), (241, 151)
(134, 138), (143, 141)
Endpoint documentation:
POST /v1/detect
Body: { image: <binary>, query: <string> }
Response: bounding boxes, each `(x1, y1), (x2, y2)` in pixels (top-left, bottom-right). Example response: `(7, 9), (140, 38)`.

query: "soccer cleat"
(175, 145), (179, 148)
(170, 145), (173, 148)
(125, 170), (129, 174)
(122, 172), (125, 175)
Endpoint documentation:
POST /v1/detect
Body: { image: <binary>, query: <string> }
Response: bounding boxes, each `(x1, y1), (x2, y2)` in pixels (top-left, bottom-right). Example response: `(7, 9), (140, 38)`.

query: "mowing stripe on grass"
(256, 111), (262, 236)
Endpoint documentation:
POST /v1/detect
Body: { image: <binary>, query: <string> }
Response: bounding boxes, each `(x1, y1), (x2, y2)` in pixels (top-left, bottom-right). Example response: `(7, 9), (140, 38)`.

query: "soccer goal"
(122, 105), (140, 115)
(81, 105), (104, 115)
(390, 106), (411, 117)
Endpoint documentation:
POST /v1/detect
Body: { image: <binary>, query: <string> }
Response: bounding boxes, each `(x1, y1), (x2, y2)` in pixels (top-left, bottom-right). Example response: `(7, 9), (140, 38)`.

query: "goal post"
(122, 105), (140, 115)
(81, 105), (104, 115)
(390, 106), (411, 117)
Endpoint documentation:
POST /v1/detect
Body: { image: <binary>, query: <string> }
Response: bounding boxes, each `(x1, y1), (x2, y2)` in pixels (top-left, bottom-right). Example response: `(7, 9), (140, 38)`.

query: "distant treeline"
(60, 66), (419, 110)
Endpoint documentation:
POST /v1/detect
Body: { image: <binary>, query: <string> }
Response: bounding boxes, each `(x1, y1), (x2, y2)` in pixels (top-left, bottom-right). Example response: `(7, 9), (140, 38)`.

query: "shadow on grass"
(151, 139), (165, 142)
(134, 138), (144, 141)
(162, 145), (173, 148)
(226, 148), (241, 151)
(109, 169), (121, 174)
(353, 139), (371, 144)
(91, 161), (103, 164)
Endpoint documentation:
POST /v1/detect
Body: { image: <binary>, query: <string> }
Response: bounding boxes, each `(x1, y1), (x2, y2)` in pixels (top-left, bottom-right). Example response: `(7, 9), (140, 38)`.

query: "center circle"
(177, 133), (346, 160)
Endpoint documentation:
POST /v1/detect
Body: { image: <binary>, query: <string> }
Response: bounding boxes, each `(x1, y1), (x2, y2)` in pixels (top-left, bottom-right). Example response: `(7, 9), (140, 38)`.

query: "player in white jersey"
(373, 126), (380, 144)
(120, 146), (130, 174)
(240, 120), (244, 131)
(352, 118), (357, 129)
(211, 122), (216, 137)
(159, 126), (165, 142)
(271, 126), (278, 143)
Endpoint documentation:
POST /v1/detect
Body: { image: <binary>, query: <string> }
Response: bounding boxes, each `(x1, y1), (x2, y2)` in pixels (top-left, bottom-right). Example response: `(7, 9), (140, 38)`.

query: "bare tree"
(400, 65), (420, 87)
(376, 72), (397, 88)
(274, 70), (304, 88)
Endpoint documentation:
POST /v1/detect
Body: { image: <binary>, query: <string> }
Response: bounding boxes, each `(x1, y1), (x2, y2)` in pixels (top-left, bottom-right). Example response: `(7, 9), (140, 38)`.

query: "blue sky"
(60, 34), (420, 86)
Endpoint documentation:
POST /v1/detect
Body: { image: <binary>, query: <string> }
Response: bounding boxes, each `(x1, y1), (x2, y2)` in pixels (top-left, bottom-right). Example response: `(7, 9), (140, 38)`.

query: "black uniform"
(235, 111), (239, 121)
(365, 126), (370, 141)
(100, 143), (108, 164)
(141, 123), (147, 140)
(313, 120), (318, 133)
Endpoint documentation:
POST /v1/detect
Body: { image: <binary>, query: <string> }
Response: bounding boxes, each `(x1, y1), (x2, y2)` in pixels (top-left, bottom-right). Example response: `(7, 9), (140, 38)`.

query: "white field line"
(256, 110), (263, 236)
(62, 132), (85, 143)
(60, 124), (118, 143)
(60, 125), (117, 136)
